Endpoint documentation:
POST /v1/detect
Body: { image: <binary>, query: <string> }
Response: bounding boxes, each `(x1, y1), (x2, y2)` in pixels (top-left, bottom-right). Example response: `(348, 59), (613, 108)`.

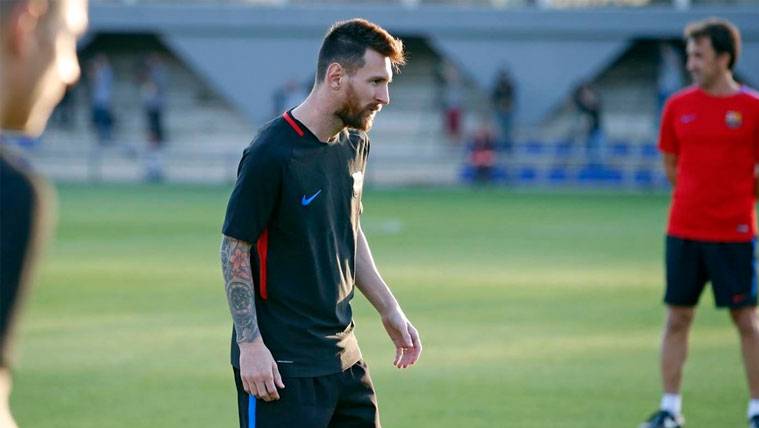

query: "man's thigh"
(665, 236), (708, 307)
(234, 368), (337, 428)
(330, 361), (380, 428)
(703, 240), (758, 308)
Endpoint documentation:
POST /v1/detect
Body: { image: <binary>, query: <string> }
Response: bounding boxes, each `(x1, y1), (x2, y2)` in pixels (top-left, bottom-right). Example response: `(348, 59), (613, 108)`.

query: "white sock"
(748, 399), (759, 419)
(660, 393), (682, 416)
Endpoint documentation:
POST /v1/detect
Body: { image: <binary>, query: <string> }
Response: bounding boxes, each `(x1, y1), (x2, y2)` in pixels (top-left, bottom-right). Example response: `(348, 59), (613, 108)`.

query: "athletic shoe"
(639, 410), (684, 428)
(749, 414), (759, 428)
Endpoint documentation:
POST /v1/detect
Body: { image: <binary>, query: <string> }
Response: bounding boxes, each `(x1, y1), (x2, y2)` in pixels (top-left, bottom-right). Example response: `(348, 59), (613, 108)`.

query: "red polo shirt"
(659, 86), (759, 242)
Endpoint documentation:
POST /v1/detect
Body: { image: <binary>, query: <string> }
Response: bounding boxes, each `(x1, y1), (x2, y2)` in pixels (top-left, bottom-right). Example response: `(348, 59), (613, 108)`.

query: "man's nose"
(376, 85), (390, 106)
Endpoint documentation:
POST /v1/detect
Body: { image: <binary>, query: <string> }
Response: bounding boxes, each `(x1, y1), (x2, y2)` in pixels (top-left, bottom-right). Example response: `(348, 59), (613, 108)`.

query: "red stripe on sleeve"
(256, 228), (269, 300)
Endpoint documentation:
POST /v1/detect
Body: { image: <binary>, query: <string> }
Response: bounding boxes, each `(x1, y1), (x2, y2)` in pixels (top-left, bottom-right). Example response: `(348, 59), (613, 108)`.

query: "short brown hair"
(316, 18), (405, 83)
(684, 17), (741, 70)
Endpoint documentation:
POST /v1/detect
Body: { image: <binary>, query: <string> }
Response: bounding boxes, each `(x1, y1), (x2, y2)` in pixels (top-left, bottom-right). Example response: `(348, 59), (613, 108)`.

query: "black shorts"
(665, 235), (758, 308)
(233, 360), (379, 428)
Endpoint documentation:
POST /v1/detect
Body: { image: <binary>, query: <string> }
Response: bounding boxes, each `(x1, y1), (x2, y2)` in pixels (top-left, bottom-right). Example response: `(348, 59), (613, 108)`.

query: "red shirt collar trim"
(282, 111), (305, 137)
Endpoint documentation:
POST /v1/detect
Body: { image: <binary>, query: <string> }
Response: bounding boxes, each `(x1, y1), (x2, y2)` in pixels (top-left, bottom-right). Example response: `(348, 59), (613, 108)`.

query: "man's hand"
(381, 307), (422, 369)
(238, 339), (285, 402)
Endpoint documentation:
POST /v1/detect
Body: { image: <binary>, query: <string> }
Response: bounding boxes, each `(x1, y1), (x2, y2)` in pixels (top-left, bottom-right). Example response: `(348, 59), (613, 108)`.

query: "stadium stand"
(7, 2), (757, 188)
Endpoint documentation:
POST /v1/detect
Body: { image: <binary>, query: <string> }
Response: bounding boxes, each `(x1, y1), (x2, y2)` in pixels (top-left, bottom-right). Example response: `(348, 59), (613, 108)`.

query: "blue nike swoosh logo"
(301, 190), (322, 206)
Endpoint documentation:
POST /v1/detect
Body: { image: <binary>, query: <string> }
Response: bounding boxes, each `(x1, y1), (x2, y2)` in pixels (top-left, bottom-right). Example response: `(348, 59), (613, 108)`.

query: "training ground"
(10, 184), (751, 427)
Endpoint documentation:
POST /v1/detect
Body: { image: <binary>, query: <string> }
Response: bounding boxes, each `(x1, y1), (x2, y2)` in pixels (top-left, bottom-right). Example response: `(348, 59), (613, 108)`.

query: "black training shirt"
(222, 111), (369, 377)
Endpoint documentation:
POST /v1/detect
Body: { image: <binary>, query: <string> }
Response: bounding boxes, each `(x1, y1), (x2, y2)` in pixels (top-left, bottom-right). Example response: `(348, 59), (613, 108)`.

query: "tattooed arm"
(220, 235), (284, 401)
(221, 235), (260, 343)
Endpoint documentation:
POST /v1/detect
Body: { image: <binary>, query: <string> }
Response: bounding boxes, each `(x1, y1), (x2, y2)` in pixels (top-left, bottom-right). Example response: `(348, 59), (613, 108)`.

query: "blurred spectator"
(491, 67), (516, 151)
(657, 42), (684, 120)
(141, 53), (168, 182)
(88, 54), (115, 146)
(441, 61), (464, 144)
(272, 77), (309, 115)
(466, 119), (498, 184)
(572, 82), (604, 162)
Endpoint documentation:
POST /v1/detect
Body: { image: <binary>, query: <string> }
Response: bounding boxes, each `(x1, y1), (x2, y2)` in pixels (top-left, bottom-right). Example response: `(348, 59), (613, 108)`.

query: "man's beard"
(336, 85), (377, 131)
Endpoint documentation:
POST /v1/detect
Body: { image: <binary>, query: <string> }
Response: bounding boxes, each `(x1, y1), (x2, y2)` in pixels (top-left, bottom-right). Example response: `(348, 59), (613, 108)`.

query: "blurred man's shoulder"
(1, 150), (37, 199)
(0, 149), (51, 221)
(669, 86), (700, 103)
(739, 86), (759, 104)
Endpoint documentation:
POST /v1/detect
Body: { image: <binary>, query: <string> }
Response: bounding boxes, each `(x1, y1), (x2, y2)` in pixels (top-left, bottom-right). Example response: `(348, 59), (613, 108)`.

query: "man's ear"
(717, 52), (733, 72)
(3, 1), (45, 57)
(325, 62), (344, 90)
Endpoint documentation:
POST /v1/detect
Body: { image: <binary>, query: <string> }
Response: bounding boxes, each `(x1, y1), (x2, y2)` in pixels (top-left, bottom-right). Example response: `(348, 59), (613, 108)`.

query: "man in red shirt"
(641, 18), (759, 428)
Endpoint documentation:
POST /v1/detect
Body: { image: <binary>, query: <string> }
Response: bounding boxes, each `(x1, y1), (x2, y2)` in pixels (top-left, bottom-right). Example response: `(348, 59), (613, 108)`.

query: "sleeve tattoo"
(220, 235), (260, 343)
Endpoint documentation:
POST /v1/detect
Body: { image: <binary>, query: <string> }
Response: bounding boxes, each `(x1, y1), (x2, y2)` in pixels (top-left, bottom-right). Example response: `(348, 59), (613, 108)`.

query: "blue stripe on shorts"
(248, 395), (256, 428)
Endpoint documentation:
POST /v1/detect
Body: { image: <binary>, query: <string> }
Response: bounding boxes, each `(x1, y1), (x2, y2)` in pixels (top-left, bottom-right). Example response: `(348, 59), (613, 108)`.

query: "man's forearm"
(356, 266), (399, 317)
(355, 227), (399, 316)
(663, 154), (677, 187)
(220, 235), (260, 343)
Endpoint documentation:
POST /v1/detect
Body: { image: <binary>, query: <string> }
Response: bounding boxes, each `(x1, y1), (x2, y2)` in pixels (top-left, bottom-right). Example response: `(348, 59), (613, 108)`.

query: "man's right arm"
(663, 153), (677, 187)
(220, 235), (284, 401)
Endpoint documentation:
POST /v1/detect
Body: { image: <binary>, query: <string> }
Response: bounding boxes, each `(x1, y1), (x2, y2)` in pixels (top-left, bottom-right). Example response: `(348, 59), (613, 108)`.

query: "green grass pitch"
(9, 184), (752, 427)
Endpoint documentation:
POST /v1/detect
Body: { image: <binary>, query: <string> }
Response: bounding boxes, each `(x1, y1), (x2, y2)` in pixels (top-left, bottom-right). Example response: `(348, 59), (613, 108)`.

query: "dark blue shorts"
(234, 360), (379, 428)
(665, 235), (758, 308)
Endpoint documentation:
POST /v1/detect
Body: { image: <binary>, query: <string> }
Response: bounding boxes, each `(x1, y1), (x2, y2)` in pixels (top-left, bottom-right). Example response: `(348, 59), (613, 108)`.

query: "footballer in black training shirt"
(221, 19), (422, 428)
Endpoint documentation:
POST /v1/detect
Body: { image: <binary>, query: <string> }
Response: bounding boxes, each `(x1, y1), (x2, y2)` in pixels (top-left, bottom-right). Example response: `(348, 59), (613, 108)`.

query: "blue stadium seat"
(548, 166), (568, 183)
(578, 163), (602, 182)
(641, 143), (658, 159)
(524, 140), (545, 155)
(492, 166), (509, 183)
(634, 168), (654, 186)
(459, 165), (476, 182)
(518, 167), (538, 182)
(609, 140), (630, 157)
(554, 139), (573, 157)
(604, 168), (623, 183)
(578, 163), (623, 184)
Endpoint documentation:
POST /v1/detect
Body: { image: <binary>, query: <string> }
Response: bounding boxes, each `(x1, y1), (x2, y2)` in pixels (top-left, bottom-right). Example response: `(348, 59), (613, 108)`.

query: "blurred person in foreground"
(0, 0), (88, 426)
(220, 18), (422, 428)
(640, 18), (759, 428)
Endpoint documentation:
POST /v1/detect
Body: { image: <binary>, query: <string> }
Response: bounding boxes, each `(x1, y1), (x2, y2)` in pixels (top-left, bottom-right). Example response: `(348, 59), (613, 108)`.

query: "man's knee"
(730, 307), (759, 337)
(666, 307), (695, 334)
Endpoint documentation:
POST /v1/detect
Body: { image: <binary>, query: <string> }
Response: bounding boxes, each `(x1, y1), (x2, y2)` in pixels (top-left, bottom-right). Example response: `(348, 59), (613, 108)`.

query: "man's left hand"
(381, 307), (422, 369)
